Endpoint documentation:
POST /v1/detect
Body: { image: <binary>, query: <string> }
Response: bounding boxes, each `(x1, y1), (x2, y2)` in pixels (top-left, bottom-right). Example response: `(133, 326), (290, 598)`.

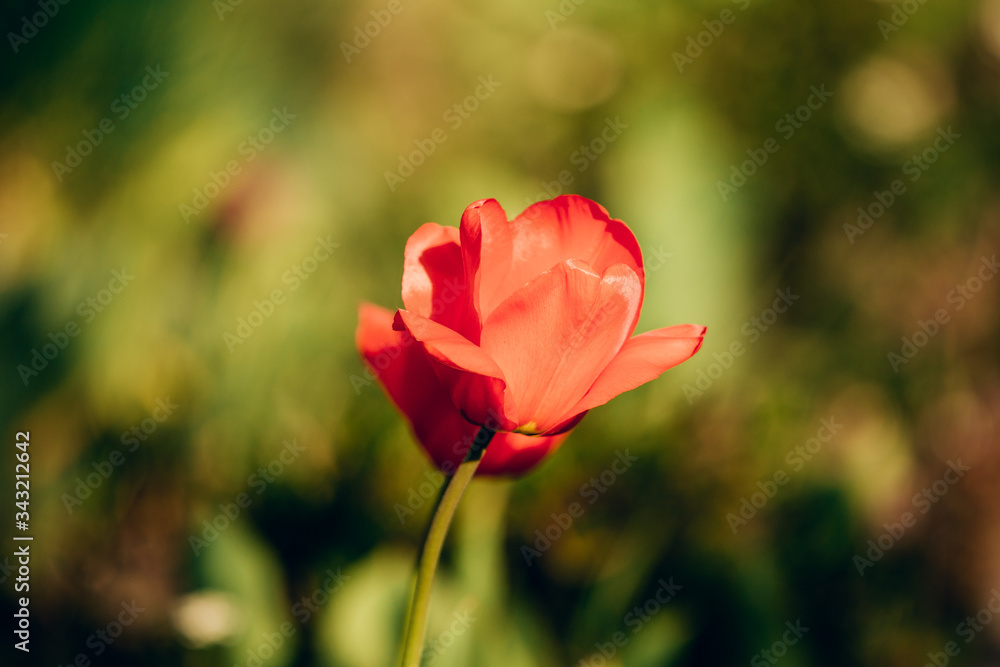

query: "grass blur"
(2, 0), (1000, 665)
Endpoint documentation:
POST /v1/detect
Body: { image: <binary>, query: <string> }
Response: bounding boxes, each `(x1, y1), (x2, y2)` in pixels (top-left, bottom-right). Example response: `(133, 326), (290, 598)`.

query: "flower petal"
(356, 303), (563, 475)
(483, 195), (645, 323)
(357, 303), (468, 464)
(480, 431), (569, 476)
(459, 198), (512, 341)
(480, 260), (641, 433)
(401, 222), (475, 338)
(568, 324), (707, 415)
(394, 308), (517, 430)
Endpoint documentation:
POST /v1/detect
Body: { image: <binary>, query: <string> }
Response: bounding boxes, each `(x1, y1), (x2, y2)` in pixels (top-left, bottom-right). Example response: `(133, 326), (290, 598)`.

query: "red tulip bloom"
(357, 195), (705, 476)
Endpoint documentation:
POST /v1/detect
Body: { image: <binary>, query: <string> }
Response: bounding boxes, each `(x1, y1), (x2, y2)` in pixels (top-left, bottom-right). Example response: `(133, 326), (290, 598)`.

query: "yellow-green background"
(2, 0), (999, 665)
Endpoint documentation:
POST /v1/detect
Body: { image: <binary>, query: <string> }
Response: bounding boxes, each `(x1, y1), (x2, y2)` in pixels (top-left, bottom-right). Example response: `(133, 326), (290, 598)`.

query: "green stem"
(400, 426), (495, 667)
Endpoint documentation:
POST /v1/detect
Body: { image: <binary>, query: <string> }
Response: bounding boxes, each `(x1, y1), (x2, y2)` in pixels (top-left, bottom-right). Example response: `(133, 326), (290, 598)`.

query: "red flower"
(356, 195), (705, 476)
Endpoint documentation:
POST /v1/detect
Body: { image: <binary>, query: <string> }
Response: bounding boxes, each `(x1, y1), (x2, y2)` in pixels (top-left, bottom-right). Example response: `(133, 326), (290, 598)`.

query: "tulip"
(357, 194), (705, 475)
(357, 195), (704, 666)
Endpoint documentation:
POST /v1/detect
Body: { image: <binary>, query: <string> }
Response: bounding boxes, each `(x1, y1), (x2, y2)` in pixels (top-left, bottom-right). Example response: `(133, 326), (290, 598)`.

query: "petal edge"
(568, 324), (706, 415)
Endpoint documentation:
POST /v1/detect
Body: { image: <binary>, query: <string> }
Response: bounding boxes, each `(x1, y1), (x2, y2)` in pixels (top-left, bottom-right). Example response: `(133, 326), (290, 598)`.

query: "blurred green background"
(2, 0), (1000, 665)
